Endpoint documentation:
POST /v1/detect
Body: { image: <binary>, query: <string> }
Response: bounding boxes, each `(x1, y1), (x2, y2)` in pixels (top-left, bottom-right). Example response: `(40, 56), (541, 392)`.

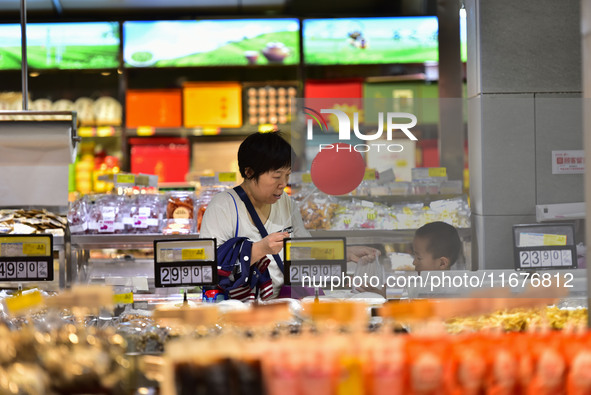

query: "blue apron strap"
(233, 186), (285, 272)
(227, 191), (239, 238)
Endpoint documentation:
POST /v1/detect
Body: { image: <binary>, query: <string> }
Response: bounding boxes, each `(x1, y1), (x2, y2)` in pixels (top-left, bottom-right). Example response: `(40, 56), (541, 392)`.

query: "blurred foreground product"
(446, 305), (588, 333)
(0, 285), (131, 395)
(154, 312), (591, 395)
(0, 208), (67, 236)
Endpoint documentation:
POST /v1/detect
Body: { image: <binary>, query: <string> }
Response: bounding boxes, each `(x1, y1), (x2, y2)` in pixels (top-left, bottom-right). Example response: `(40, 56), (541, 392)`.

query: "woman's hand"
(251, 232), (289, 264)
(347, 245), (381, 265)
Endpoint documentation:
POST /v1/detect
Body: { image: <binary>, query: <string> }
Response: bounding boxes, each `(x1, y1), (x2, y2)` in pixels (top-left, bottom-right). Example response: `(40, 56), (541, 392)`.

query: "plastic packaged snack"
(298, 193), (339, 230)
(124, 194), (161, 234)
(166, 192), (195, 220)
(67, 196), (90, 234)
(162, 192), (196, 235)
(197, 187), (227, 233)
(89, 194), (126, 234)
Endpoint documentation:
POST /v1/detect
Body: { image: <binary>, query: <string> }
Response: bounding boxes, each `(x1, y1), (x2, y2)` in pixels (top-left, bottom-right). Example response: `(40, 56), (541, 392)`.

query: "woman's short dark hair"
(415, 221), (462, 265)
(238, 132), (294, 180)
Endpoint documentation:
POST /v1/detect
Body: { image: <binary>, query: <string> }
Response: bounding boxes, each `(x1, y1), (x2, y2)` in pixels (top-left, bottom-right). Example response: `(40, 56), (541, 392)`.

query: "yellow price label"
(363, 168), (377, 181)
(97, 126), (115, 137)
(543, 234), (567, 246)
(182, 248), (206, 261)
(137, 126), (155, 136)
(311, 248), (335, 260)
(202, 127), (220, 136)
(6, 290), (44, 314)
(259, 124), (276, 133)
(117, 174), (135, 184)
(218, 172), (237, 183)
(113, 292), (133, 305)
(302, 173), (312, 183)
(428, 168), (447, 177)
(23, 243), (47, 256)
(78, 127), (94, 137)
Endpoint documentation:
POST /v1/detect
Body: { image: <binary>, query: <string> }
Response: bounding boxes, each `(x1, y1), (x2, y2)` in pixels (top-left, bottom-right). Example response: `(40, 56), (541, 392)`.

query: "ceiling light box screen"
(123, 19), (300, 67)
(0, 22), (120, 70)
(302, 16), (439, 65)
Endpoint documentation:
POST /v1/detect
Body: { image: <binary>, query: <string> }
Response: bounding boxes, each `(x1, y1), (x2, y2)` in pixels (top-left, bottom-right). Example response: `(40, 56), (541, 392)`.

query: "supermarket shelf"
(78, 126), (122, 138)
(53, 235), (64, 248)
(332, 194), (468, 204)
(124, 125), (271, 138)
(310, 228), (471, 244)
(70, 233), (201, 249)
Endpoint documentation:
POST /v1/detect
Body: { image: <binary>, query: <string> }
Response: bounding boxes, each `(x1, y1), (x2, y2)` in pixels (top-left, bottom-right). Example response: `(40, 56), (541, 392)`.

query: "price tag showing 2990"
(159, 265), (213, 286)
(154, 238), (217, 288)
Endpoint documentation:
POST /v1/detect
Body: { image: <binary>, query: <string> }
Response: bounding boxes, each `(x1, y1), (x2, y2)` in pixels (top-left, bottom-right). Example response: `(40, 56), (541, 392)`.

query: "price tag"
(113, 292), (134, 305)
(513, 224), (576, 270)
(217, 172), (237, 183)
(259, 124), (276, 133)
(284, 238), (347, 288)
(311, 248), (335, 260)
(428, 168), (447, 177)
(23, 243), (47, 256)
(97, 126), (115, 137)
(543, 234), (567, 246)
(302, 173), (312, 183)
(154, 238), (217, 288)
(363, 168), (377, 181)
(6, 290), (44, 314)
(202, 127), (220, 135)
(137, 126), (155, 136)
(78, 127), (95, 137)
(0, 235), (53, 281)
(182, 248), (205, 261)
(116, 174), (136, 185)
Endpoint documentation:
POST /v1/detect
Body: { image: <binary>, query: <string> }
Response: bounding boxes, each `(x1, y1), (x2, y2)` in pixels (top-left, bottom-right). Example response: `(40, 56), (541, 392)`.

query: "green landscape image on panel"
(124, 19), (300, 67)
(0, 22), (119, 70)
(303, 17), (438, 65)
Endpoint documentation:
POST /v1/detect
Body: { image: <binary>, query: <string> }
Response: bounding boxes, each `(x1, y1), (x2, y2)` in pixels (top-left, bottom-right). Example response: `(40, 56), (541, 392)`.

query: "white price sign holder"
(154, 238), (217, 288)
(283, 237), (347, 288)
(512, 223), (577, 270)
(0, 234), (53, 281)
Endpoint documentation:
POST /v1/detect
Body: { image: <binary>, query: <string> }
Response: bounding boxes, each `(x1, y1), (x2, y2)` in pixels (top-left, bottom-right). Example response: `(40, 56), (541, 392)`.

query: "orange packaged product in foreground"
(447, 334), (490, 395)
(406, 334), (453, 395)
(365, 335), (408, 395)
(485, 333), (521, 395)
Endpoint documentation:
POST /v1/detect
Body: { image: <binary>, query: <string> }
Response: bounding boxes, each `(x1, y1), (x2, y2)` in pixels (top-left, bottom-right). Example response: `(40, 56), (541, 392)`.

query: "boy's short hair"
(238, 131), (295, 181)
(415, 221), (462, 265)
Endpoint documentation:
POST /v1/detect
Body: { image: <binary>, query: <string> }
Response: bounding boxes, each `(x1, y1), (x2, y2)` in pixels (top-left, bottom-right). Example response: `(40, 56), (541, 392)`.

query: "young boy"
(412, 221), (462, 272)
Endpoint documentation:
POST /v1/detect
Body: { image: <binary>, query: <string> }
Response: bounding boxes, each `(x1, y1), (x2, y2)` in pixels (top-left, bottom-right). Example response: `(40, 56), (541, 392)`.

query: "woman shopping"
(200, 131), (378, 300)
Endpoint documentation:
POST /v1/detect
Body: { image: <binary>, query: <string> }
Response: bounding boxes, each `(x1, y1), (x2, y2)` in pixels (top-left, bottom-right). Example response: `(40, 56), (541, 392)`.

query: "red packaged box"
(305, 79), (363, 101)
(129, 137), (189, 183)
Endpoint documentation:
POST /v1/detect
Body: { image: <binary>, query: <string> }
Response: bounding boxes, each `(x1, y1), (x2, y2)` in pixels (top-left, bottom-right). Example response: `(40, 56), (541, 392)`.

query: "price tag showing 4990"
(0, 235), (53, 282)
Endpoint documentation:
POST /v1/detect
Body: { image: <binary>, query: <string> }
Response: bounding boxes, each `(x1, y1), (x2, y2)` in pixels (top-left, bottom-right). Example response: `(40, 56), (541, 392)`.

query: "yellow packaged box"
(183, 82), (242, 128)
